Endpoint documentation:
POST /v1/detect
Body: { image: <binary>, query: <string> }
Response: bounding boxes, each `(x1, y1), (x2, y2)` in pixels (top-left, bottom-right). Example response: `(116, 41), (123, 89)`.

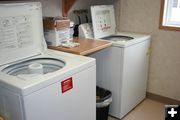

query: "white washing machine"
(89, 33), (150, 119)
(0, 2), (96, 120)
(79, 5), (151, 119)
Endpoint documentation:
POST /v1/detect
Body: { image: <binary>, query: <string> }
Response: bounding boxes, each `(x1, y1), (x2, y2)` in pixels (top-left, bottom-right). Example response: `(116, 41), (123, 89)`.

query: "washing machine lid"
(0, 2), (46, 66)
(91, 5), (116, 39)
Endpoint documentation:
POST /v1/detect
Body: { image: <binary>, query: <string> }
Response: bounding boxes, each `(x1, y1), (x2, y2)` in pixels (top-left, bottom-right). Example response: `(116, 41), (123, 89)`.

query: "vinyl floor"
(108, 99), (165, 120)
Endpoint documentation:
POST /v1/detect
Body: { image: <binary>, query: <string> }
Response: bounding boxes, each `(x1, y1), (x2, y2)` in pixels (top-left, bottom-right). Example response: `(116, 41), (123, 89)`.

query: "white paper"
(0, 15), (33, 51)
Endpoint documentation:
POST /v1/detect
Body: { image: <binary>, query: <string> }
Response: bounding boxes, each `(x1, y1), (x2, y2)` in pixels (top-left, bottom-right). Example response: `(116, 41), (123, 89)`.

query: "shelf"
(62, 0), (76, 17)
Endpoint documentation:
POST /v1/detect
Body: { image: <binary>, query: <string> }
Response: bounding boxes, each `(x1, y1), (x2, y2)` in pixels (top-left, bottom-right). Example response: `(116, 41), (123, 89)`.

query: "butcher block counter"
(48, 37), (112, 55)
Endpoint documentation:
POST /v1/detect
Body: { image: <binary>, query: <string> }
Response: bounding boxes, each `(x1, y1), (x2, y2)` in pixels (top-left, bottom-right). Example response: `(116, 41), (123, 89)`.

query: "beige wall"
(117, 0), (180, 101)
(38, 0), (62, 17)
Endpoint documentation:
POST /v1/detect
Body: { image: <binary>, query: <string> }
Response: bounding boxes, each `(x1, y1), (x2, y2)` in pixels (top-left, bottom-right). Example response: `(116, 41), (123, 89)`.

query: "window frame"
(159, 0), (180, 31)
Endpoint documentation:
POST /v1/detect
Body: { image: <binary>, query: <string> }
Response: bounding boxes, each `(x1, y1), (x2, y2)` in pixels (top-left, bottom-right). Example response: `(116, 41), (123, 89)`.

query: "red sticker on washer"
(61, 77), (73, 93)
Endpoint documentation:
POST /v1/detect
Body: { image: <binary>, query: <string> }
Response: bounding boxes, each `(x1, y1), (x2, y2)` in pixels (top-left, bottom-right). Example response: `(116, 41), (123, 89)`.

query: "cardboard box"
(43, 17), (70, 30)
(43, 17), (71, 46)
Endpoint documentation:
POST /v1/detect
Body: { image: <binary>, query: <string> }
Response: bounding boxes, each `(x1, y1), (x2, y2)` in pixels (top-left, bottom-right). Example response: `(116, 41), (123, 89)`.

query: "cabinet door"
(62, 0), (76, 17)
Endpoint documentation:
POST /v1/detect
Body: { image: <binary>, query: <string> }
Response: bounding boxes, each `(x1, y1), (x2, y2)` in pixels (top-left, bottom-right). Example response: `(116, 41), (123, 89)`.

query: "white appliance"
(89, 33), (150, 119)
(79, 23), (94, 39)
(80, 5), (151, 119)
(0, 2), (96, 120)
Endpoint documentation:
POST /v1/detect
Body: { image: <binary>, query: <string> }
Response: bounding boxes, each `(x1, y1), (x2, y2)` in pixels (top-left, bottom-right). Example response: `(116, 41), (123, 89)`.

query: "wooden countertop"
(48, 37), (112, 55)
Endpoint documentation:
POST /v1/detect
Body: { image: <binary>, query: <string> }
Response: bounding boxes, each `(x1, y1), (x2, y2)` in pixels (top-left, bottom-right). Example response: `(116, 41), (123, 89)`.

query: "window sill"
(159, 25), (180, 31)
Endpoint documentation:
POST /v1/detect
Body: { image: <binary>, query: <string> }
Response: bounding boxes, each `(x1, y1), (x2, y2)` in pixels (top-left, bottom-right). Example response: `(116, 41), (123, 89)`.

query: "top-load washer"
(0, 2), (96, 120)
(79, 5), (151, 119)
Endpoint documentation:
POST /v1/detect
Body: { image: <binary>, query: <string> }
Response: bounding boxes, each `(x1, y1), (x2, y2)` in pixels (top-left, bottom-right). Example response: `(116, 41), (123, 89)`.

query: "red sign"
(61, 77), (73, 93)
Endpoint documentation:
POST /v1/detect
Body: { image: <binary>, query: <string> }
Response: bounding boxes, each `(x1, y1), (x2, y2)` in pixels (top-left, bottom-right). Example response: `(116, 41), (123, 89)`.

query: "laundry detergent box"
(43, 17), (71, 46)
(44, 28), (71, 46)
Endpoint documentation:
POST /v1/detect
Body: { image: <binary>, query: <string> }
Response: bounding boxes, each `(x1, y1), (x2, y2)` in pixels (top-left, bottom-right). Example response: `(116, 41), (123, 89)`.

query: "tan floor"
(108, 99), (165, 120)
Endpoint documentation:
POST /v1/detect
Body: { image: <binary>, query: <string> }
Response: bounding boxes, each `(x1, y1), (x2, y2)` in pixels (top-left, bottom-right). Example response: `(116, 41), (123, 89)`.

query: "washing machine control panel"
(91, 5), (116, 39)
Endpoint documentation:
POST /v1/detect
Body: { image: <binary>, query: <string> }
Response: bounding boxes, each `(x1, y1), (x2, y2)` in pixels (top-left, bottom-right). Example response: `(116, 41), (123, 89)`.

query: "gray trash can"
(96, 86), (112, 120)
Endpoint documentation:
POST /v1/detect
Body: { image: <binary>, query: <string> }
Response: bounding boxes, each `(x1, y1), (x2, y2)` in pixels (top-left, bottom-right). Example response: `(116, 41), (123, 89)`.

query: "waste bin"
(96, 86), (112, 120)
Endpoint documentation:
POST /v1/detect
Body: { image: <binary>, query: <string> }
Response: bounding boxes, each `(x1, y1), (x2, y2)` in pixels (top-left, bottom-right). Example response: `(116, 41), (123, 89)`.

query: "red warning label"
(61, 77), (73, 93)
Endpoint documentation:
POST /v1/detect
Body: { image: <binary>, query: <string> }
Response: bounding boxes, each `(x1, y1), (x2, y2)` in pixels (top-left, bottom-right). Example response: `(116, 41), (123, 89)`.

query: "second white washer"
(89, 32), (150, 119)
(89, 5), (151, 119)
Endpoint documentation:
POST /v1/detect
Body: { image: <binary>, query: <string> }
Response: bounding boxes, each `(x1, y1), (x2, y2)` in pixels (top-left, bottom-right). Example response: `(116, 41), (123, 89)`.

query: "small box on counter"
(43, 17), (70, 30)
(43, 17), (71, 46)
(44, 28), (70, 46)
